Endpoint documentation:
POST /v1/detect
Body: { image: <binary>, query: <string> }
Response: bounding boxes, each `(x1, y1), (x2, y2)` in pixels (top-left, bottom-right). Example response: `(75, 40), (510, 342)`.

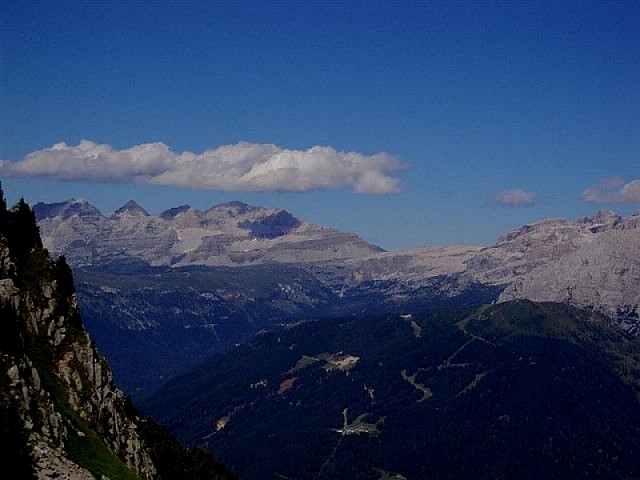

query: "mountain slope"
(0, 194), (234, 479)
(143, 301), (640, 480)
(331, 210), (640, 330)
(498, 227), (640, 333)
(73, 262), (336, 396)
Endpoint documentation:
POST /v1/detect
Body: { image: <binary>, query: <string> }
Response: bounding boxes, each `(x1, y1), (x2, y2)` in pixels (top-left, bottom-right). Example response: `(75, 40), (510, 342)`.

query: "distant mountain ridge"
(34, 199), (383, 267)
(314, 209), (640, 331)
(34, 199), (640, 398)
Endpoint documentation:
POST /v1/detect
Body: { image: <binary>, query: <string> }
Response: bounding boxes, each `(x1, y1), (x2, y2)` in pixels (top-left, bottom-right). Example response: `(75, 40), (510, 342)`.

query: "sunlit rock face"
(35, 199), (383, 268)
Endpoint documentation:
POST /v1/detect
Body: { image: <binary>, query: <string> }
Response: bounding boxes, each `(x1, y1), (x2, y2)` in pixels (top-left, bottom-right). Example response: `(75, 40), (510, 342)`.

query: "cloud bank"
(491, 189), (536, 206)
(0, 140), (404, 195)
(581, 177), (640, 204)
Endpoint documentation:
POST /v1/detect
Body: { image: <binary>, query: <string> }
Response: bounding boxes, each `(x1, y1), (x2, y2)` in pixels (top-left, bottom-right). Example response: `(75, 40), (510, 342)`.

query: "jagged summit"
(114, 200), (149, 217)
(577, 209), (621, 232)
(35, 198), (382, 267)
(159, 204), (192, 219)
(582, 209), (620, 223)
(210, 200), (255, 213)
(33, 198), (103, 221)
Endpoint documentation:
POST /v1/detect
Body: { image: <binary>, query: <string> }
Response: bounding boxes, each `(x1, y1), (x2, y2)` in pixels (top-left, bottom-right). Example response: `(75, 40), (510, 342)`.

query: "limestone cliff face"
(35, 199), (383, 267)
(314, 210), (640, 333)
(0, 232), (156, 478)
(498, 227), (640, 334)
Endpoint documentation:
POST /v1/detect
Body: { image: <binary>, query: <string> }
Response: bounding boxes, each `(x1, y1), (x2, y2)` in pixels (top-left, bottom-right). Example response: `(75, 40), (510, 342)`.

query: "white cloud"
(0, 140), (404, 195)
(581, 177), (640, 204)
(491, 189), (536, 206)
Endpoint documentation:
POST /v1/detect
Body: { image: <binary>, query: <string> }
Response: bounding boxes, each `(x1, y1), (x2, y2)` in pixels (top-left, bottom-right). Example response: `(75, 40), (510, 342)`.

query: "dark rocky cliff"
(0, 191), (234, 479)
(0, 197), (156, 478)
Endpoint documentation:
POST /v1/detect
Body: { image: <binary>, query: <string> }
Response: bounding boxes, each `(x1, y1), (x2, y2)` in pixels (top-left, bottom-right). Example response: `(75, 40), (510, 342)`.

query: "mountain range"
(33, 199), (640, 397)
(34, 198), (381, 267)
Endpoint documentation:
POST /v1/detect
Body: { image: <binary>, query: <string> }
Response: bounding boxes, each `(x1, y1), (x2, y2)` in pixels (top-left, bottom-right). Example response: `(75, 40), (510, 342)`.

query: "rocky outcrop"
(31, 443), (95, 480)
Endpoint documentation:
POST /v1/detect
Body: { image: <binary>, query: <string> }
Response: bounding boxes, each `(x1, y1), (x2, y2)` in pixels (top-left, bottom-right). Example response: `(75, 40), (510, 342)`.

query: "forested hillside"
(146, 301), (640, 480)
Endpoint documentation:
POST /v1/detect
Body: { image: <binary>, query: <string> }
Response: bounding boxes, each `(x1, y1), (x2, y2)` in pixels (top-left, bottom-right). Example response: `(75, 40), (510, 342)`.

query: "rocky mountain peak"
(33, 198), (103, 221)
(36, 198), (382, 267)
(114, 200), (149, 217)
(210, 200), (256, 216)
(584, 209), (619, 222)
(579, 209), (621, 232)
(495, 209), (628, 245)
(159, 204), (193, 219)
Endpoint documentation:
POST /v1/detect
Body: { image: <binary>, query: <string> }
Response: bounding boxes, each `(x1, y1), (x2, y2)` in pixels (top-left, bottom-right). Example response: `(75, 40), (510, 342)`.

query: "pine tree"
(55, 255), (75, 297)
(0, 181), (8, 236)
(7, 198), (43, 271)
(53, 254), (83, 328)
(0, 182), (6, 211)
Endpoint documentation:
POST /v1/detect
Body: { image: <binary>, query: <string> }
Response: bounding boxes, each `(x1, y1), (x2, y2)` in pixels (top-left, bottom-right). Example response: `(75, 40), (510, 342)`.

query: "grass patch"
(67, 429), (139, 480)
(25, 334), (140, 479)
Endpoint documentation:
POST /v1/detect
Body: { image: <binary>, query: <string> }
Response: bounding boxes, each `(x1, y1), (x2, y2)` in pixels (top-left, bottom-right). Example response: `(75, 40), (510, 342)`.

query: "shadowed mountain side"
(74, 263), (501, 398)
(143, 301), (640, 480)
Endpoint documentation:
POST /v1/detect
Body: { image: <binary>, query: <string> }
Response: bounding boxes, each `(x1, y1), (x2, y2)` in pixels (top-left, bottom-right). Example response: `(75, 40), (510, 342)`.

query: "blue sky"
(1, 1), (638, 250)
